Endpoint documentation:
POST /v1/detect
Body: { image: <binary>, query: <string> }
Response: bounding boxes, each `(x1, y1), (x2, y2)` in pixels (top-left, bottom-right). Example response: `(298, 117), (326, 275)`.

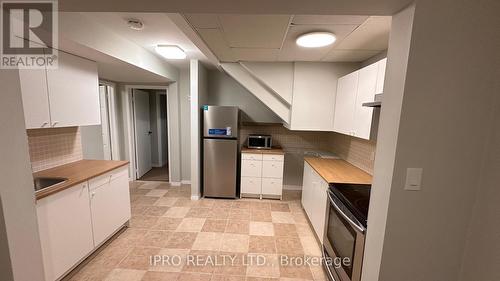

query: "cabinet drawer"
(241, 177), (262, 195)
(89, 166), (128, 190)
(242, 153), (263, 161)
(241, 160), (262, 177)
(262, 154), (284, 162)
(262, 178), (283, 196)
(262, 161), (284, 179)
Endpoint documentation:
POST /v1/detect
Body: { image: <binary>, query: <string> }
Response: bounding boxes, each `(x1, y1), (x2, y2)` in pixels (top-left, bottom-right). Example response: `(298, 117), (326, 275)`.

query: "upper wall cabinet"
(333, 59), (387, 140)
(20, 51), (100, 129)
(290, 62), (357, 131)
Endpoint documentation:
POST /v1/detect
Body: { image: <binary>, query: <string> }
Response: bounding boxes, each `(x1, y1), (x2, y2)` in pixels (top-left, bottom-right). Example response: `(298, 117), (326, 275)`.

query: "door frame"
(124, 85), (172, 182)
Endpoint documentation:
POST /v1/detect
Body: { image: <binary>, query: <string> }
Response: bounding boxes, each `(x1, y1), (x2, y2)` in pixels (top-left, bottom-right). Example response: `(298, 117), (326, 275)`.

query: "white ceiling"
(184, 14), (391, 62)
(80, 12), (209, 69)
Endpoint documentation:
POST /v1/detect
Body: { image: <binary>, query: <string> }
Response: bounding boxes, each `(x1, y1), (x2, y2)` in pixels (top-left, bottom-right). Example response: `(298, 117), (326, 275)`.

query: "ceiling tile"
(322, 50), (381, 62)
(334, 16), (391, 51)
(218, 15), (291, 48)
(196, 28), (236, 62)
(185, 14), (220, 29)
(231, 48), (279, 61)
(278, 24), (359, 61)
(292, 15), (369, 25)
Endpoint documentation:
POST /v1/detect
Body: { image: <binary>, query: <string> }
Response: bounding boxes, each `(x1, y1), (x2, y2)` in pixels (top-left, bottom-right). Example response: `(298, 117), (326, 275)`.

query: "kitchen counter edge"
(34, 160), (129, 200)
(304, 157), (372, 185)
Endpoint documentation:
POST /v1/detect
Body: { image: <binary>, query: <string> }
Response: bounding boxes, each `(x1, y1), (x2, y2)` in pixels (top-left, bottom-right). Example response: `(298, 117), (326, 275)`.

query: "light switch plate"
(405, 168), (423, 191)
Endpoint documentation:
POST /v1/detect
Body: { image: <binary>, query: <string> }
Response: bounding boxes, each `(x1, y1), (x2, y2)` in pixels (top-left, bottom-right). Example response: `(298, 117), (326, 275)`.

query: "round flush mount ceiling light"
(296, 32), (336, 48)
(155, 45), (187, 59)
(127, 19), (144, 30)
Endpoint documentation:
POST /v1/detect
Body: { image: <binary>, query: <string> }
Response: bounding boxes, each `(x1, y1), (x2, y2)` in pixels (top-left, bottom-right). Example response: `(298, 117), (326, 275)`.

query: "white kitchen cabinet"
(241, 160), (263, 178)
(46, 51), (100, 127)
(18, 50), (100, 129)
(353, 62), (379, 139)
(375, 58), (387, 95)
(89, 166), (130, 246)
(241, 151), (284, 199)
(290, 62), (339, 131)
(19, 68), (51, 129)
(333, 59), (387, 140)
(333, 71), (359, 136)
(36, 165), (131, 281)
(241, 177), (262, 195)
(36, 182), (94, 281)
(262, 161), (284, 178)
(301, 161), (329, 243)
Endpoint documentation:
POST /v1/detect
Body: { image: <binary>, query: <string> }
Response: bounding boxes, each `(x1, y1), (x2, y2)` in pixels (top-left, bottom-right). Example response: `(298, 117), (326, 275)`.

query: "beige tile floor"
(68, 181), (328, 281)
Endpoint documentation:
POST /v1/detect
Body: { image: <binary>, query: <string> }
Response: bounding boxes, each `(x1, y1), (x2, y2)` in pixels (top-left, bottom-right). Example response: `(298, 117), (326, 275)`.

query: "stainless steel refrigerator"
(202, 106), (239, 198)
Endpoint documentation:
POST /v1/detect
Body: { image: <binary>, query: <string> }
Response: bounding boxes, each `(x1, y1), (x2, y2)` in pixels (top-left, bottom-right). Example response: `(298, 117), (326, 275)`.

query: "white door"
(333, 71), (359, 136)
(133, 89), (152, 178)
(353, 62), (378, 139)
(99, 85), (112, 160)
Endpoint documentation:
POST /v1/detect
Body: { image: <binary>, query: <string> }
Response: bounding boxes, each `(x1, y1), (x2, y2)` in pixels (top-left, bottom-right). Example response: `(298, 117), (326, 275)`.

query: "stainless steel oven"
(323, 184), (370, 281)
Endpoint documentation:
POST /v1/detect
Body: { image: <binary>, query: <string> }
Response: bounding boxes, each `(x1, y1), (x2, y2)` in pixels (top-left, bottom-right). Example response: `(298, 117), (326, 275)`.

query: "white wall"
(207, 70), (283, 123)
(190, 60), (208, 199)
(0, 70), (45, 281)
(81, 125), (105, 160)
(166, 82), (182, 183)
(179, 69), (191, 182)
(365, 0), (500, 280)
(362, 5), (414, 280)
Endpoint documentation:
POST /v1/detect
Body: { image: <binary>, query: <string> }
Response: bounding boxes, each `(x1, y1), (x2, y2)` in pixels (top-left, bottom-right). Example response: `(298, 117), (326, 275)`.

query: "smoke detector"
(127, 19), (144, 30)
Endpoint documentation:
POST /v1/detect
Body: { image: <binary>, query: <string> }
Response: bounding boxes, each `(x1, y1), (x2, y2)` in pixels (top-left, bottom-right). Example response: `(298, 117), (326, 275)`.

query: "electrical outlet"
(405, 168), (423, 191)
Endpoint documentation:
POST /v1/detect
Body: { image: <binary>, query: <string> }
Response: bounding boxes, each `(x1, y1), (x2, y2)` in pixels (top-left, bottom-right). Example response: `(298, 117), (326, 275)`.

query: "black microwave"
(247, 135), (272, 149)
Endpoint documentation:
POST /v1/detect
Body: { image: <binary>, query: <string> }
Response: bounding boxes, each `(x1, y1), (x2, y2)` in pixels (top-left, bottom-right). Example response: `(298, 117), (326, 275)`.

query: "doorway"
(132, 88), (169, 182)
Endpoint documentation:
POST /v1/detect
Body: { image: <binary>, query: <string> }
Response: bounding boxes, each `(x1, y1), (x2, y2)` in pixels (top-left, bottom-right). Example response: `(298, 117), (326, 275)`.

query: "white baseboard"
(283, 185), (302, 191)
(181, 180), (191, 185)
(191, 195), (200, 200)
(170, 181), (181, 186)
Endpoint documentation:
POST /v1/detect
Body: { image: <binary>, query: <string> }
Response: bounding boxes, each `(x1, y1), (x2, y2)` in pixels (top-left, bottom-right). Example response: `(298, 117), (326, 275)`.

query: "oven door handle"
(327, 190), (366, 234)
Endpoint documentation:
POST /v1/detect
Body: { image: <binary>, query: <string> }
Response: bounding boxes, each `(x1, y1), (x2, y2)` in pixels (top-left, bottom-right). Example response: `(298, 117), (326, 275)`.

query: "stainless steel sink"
(34, 177), (68, 192)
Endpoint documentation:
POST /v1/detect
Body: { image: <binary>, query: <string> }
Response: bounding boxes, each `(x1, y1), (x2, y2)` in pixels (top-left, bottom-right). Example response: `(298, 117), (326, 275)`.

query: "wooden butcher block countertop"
(34, 160), (129, 200)
(304, 157), (372, 184)
(241, 147), (285, 155)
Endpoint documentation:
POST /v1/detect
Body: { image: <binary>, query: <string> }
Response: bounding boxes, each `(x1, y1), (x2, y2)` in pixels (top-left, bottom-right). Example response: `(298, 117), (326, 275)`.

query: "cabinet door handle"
(41, 121), (48, 127)
(51, 121), (58, 127)
(90, 192), (95, 198)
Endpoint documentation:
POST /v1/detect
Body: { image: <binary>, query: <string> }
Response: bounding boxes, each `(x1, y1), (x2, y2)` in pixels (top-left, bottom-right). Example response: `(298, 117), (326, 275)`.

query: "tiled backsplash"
(240, 124), (376, 188)
(27, 127), (83, 172)
(327, 132), (376, 174)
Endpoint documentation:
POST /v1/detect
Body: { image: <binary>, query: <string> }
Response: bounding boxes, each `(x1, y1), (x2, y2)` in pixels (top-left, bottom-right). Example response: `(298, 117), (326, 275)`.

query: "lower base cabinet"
(36, 183), (94, 281)
(241, 152), (285, 199)
(36, 166), (130, 281)
(301, 162), (329, 243)
(89, 167), (130, 246)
